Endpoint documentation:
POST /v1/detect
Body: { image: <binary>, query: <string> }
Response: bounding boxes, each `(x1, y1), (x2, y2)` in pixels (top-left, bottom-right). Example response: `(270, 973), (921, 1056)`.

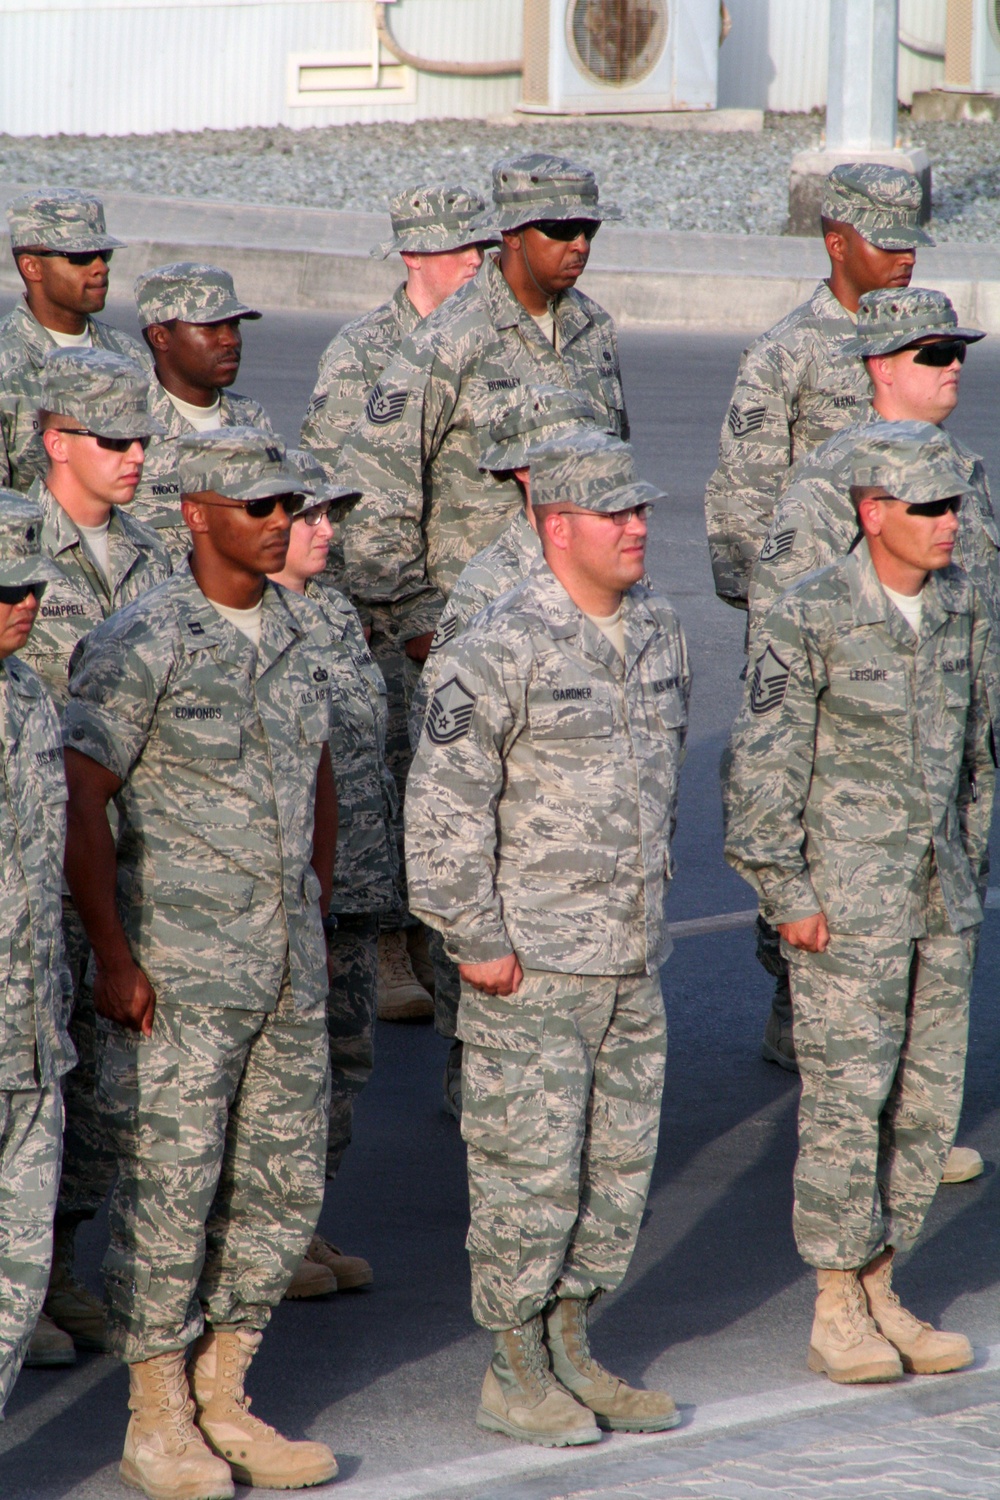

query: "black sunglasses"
(60, 429), (151, 453)
(199, 494), (305, 519)
(26, 248), (114, 266)
(905, 496), (963, 517)
(0, 581), (46, 605)
(530, 219), (600, 243)
(907, 339), (967, 367)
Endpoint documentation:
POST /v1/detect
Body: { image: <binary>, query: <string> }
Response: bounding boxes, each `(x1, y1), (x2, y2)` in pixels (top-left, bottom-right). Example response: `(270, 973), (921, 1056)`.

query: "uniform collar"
(30, 477), (140, 573)
(11, 297), (100, 368)
(846, 536), (967, 639)
(170, 560), (303, 672)
(813, 280), (857, 328)
(392, 281), (424, 338)
(483, 255), (592, 343)
(523, 552), (657, 671)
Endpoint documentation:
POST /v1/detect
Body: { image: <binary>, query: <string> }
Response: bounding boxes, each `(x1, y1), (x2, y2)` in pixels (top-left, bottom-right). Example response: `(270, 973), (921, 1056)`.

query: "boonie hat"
(529, 432), (665, 514)
(134, 262), (262, 328)
(845, 287), (985, 357)
(822, 163), (933, 250)
(371, 183), (499, 259)
(0, 492), (61, 589)
(38, 348), (165, 440)
(7, 189), (125, 254)
(478, 384), (609, 472)
(491, 153), (621, 232)
(177, 427), (311, 502)
(849, 421), (973, 506)
(285, 447), (361, 509)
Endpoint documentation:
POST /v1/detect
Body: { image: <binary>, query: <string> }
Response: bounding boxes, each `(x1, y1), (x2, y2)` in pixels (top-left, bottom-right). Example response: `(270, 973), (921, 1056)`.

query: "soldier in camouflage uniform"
(132, 262), (274, 562)
(705, 163), (932, 611)
(20, 349), (170, 1368)
(272, 448), (395, 1299)
(0, 493), (75, 1412)
(0, 190), (151, 492)
(62, 428), (337, 1498)
(406, 442), (686, 1446)
(301, 184), (498, 1024)
(724, 432), (993, 1387)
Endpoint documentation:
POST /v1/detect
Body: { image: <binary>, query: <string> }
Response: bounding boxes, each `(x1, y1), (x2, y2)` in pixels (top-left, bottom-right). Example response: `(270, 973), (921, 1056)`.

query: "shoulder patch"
(759, 528), (796, 564)
(365, 383), (408, 426)
(728, 402), (767, 439)
(749, 645), (791, 716)
(306, 392), (328, 416)
(430, 614), (459, 654)
(426, 675), (477, 744)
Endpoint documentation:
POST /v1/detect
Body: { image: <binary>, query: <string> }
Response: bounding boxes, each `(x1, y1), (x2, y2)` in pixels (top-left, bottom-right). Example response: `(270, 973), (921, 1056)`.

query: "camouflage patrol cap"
(530, 432), (665, 514)
(478, 383), (610, 471)
(7, 189), (125, 254)
(39, 348), (165, 440)
(285, 447), (361, 509)
(492, 153), (622, 232)
(849, 421), (972, 507)
(134, 262), (262, 328)
(0, 492), (62, 589)
(845, 287), (985, 357)
(177, 427), (311, 502)
(371, 183), (499, 259)
(822, 163), (933, 249)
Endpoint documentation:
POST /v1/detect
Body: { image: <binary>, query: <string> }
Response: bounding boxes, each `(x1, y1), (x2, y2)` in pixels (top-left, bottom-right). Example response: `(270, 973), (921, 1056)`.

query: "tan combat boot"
(190, 1327), (338, 1488)
(476, 1316), (600, 1448)
(42, 1221), (109, 1351)
(860, 1249), (974, 1374)
(24, 1310), (76, 1368)
(941, 1145), (984, 1184)
(304, 1233), (373, 1290)
(376, 931), (433, 1022)
(282, 1257), (337, 1300)
(808, 1269), (904, 1384)
(545, 1297), (680, 1432)
(120, 1350), (234, 1500)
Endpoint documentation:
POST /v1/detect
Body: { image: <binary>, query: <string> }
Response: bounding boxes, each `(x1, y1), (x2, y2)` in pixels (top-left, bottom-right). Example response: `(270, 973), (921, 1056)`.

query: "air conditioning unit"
(519, 0), (718, 114)
(943, 0), (1000, 92)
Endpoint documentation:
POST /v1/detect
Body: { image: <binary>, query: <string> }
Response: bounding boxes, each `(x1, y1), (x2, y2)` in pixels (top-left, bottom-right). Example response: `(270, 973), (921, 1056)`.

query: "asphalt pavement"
(2, 307), (999, 1498)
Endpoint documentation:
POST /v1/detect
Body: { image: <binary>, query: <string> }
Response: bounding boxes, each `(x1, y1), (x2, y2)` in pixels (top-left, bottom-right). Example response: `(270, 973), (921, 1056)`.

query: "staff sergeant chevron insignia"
(365, 383), (409, 425)
(426, 675), (477, 744)
(759, 528), (796, 563)
(430, 615), (459, 654)
(749, 644), (791, 715)
(728, 402), (768, 439)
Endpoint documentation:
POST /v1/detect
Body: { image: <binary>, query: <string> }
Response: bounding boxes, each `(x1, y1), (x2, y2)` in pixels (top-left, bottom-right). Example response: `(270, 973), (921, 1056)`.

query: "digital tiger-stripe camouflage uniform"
(724, 432), (993, 1386)
(22, 348), (170, 1365)
(130, 261), (275, 563)
(704, 163), (932, 611)
(406, 442), (686, 1445)
(0, 190), (152, 493)
(0, 493), (75, 1415)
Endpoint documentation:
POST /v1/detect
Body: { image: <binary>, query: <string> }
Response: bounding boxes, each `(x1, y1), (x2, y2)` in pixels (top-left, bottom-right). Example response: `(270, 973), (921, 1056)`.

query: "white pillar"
(826, 0), (898, 151)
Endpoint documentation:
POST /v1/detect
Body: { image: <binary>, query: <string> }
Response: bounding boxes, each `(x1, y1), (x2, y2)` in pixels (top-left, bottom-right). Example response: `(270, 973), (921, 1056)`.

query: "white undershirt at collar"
(209, 597), (263, 647)
(45, 324), (92, 348)
(75, 518), (111, 583)
(585, 604), (625, 658)
(167, 390), (223, 432)
(883, 581), (924, 636)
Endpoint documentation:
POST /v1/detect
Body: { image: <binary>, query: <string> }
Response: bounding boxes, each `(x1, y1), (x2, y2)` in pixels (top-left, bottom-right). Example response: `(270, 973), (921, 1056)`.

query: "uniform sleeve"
(338, 335), (457, 639)
(61, 620), (163, 780)
(747, 492), (848, 660)
(723, 598), (824, 925)
(299, 333), (370, 478)
(404, 634), (520, 963)
(406, 579), (493, 751)
(704, 335), (797, 609)
(959, 595), (998, 882)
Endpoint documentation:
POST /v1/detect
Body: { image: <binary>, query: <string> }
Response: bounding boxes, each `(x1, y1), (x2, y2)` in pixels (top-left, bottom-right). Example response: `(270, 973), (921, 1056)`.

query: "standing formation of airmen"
(0, 147), (995, 1498)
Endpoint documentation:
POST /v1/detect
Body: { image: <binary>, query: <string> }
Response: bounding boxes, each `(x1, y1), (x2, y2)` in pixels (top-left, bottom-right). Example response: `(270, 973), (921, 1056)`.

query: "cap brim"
(588, 478), (667, 514)
(217, 476), (312, 502)
(305, 484), (362, 507)
(196, 302), (262, 324)
(863, 226), (936, 249)
(370, 223), (502, 259)
(86, 413), (168, 439)
(493, 202), (622, 233)
(846, 326), (987, 357)
(11, 233), (127, 253)
(898, 485), (973, 506)
(0, 552), (63, 588)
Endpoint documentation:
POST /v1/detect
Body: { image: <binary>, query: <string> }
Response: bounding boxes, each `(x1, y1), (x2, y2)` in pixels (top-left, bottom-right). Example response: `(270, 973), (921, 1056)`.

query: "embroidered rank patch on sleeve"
(429, 614), (459, 655)
(759, 528), (796, 564)
(749, 645), (791, 715)
(365, 383), (409, 426)
(306, 392), (328, 415)
(728, 402), (768, 439)
(426, 675), (477, 744)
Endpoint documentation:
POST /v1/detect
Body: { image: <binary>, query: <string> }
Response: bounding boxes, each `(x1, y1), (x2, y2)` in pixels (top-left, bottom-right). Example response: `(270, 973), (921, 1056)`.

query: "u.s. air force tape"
(426, 675), (477, 744)
(749, 645), (790, 715)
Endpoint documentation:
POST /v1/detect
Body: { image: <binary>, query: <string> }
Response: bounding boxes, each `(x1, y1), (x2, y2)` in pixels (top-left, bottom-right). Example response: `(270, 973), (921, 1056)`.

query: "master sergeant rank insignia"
(749, 645), (791, 715)
(426, 675), (477, 744)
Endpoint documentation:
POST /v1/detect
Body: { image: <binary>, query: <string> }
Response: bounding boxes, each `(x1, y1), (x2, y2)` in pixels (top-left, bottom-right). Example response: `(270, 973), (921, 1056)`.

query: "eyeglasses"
(198, 494), (305, 519)
(299, 503), (332, 527)
(907, 339), (967, 367)
(904, 495), (963, 517)
(553, 504), (650, 526)
(25, 248), (114, 266)
(60, 429), (151, 453)
(0, 581), (46, 605)
(530, 219), (601, 243)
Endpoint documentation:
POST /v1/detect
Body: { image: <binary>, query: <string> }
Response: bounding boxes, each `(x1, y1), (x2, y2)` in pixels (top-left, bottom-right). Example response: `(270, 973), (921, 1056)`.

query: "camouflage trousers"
(459, 968), (666, 1331)
(99, 975), (329, 1362)
(326, 915), (378, 1180)
(55, 900), (116, 1229)
(368, 629), (419, 930)
(755, 915), (792, 1025)
(0, 1084), (62, 1414)
(429, 928), (461, 1040)
(786, 924), (973, 1270)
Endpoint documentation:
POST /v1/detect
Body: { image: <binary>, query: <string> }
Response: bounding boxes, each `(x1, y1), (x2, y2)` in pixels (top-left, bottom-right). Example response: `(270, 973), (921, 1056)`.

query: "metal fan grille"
(567, 0), (668, 87)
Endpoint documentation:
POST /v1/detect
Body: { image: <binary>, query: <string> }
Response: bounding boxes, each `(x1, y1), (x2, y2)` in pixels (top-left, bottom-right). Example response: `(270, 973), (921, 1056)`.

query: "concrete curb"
(5, 182), (1000, 334)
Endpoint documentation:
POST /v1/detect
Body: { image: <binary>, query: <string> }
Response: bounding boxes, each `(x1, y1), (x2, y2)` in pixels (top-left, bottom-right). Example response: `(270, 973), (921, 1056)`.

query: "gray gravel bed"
(2, 111), (999, 240)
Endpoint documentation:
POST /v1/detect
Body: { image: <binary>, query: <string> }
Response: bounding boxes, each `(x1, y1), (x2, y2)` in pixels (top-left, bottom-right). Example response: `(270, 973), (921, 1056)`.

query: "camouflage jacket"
(303, 577), (399, 916)
(339, 256), (629, 638)
(705, 281), (869, 609)
(0, 299), (152, 493)
(725, 541), (996, 940)
(748, 417), (1000, 658)
(22, 479), (171, 707)
(405, 557), (689, 976)
(63, 563), (335, 1012)
(0, 655), (75, 1087)
(408, 507), (541, 748)
(130, 379), (275, 561)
